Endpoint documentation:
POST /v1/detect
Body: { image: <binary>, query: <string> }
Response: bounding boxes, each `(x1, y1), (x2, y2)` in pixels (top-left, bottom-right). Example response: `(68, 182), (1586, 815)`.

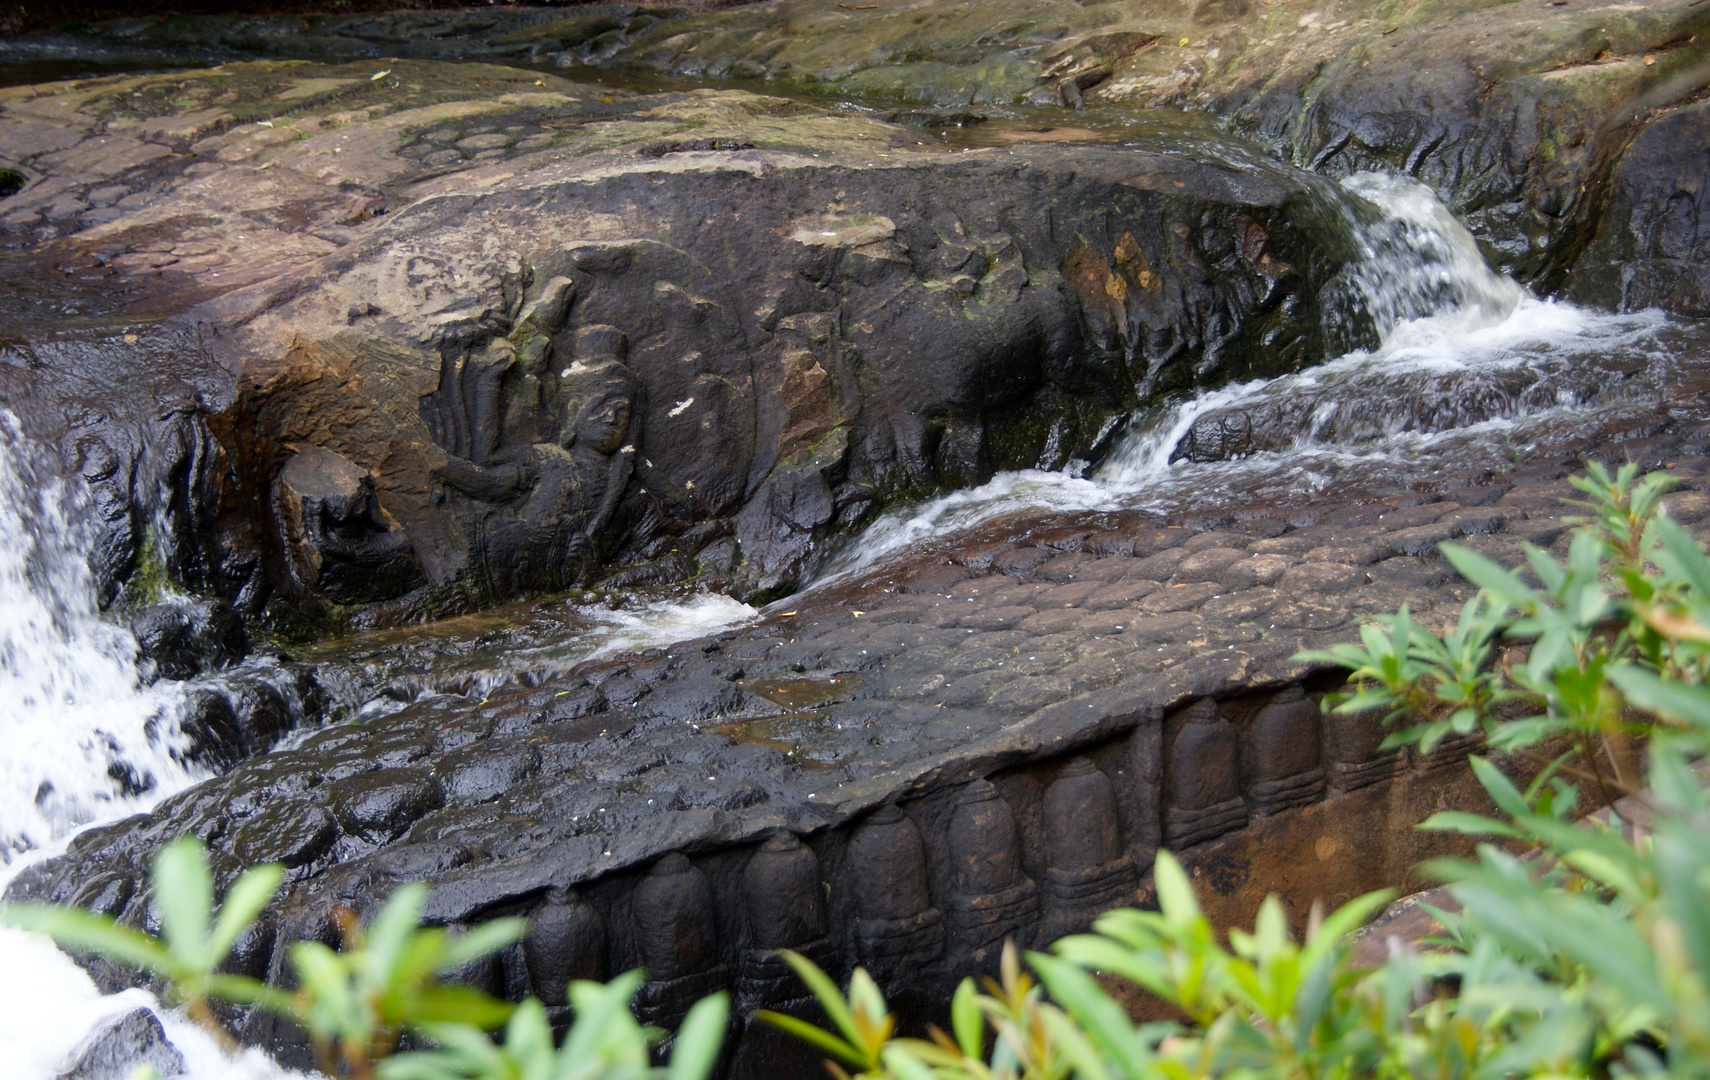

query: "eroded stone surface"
(0, 57), (1371, 623)
(15, 0), (1710, 292)
(19, 431), (1710, 1068)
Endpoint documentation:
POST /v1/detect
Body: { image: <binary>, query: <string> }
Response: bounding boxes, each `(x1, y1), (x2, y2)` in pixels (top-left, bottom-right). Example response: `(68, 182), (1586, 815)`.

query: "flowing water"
(0, 420), (755, 1075)
(806, 172), (1701, 590)
(0, 164), (1702, 1075)
(0, 414), (307, 1079)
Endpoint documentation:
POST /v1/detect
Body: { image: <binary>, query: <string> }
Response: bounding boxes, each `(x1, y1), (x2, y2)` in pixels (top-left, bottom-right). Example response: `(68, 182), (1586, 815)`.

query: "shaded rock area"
(19, 429), (1710, 1071)
(1567, 98), (1710, 317)
(0, 58), (1371, 623)
(9, 0), (1710, 303)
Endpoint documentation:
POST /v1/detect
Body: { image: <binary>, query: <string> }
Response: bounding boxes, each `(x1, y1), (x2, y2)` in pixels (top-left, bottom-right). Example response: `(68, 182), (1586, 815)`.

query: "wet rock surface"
(1568, 98), (1710, 316)
(12, 0), (1710, 295)
(0, 56), (1372, 621)
(19, 427), (1710, 1069)
(3, 9), (1710, 1071)
(56, 1008), (185, 1080)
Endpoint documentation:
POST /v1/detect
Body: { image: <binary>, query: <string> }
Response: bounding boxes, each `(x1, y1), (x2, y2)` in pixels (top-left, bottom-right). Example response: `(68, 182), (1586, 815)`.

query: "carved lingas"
(632, 853), (728, 1029)
(524, 886), (607, 1002)
(1241, 686), (1326, 816)
(736, 832), (836, 1009)
(1164, 699), (1247, 847)
(1322, 706), (1407, 792)
(847, 805), (944, 981)
(1040, 759), (1134, 940)
(1412, 729), (1487, 772)
(945, 780), (1038, 969)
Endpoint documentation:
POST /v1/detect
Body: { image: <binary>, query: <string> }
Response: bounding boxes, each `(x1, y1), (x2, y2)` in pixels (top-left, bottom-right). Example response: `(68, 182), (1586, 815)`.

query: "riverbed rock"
(57, 1008), (185, 1080)
(18, 0), (1710, 296)
(0, 57), (1374, 621)
(1567, 98), (1710, 315)
(20, 439), (1707, 1070)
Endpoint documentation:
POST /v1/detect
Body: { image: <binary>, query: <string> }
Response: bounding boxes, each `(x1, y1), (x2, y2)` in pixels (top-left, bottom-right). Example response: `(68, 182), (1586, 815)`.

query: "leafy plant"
(759, 462), (1710, 1080)
(2, 837), (281, 1043)
(1, 840), (728, 1080)
(380, 972), (729, 1080)
(286, 881), (524, 1078)
(1299, 460), (1696, 804)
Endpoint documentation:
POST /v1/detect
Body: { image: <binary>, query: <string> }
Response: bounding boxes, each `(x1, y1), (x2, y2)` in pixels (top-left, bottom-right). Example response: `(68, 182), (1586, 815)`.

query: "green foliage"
(285, 882), (524, 1077)
(2, 837), (282, 1040)
(1299, 460), (1710, 802)
(760, 462), (1710, 1080)
(0, 840), (727, 1080)
(380, 974), (729, 1080)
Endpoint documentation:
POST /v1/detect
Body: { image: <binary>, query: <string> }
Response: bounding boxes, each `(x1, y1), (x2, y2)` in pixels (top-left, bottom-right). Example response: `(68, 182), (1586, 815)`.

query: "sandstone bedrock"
(17, 438), (1710, 1071)
(3, 4), (1709, 1071)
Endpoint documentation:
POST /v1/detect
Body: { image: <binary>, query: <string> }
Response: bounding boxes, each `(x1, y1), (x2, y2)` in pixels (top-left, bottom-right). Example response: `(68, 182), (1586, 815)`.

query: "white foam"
(0, 413), (308, 1079)
(801, 172), (1688, 590)
(0, 415), (197, 858)
(578, 592), (761, 661)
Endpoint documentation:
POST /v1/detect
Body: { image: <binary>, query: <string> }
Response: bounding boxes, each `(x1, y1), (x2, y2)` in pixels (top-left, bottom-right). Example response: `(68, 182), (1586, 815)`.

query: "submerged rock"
(57, 1008), (185, 1080)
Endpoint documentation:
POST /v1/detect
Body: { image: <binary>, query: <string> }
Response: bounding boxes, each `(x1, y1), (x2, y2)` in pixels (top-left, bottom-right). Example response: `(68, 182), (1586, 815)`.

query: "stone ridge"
(17, 436), (1710, 1070)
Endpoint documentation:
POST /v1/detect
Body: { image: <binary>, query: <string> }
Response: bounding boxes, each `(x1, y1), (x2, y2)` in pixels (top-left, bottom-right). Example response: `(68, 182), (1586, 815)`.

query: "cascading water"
(0, 413), (307, 1078)
(0, 412), (756, 1079)
(808, 172), (1695, 589)
(0, 414), (197, 858)
(0, 165), (1693, 1077)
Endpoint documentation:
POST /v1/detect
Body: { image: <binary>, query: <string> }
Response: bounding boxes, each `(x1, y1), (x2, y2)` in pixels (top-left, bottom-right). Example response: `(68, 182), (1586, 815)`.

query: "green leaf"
(1610, 665), (1710, 729)
(1029, 952), (1152, 1078)
(204, 974), (291, 1012)
(412, 984), (515, 1029)
(773, 950), (860, 1050)
(0, 903), (171, 975)
(1036, 1004), (1118, 1080)
(151, 837), (213, 965)
(667, 991), (728, 1080)
(207, 863), (284, 972)
(950, 977), (982, 1059)
(1657, 515), (1710, 599)
(1306, 889), (1396, 953)
(438, 917), (528, 973)
(563, 971), (645, 1064)
(1468, 755), (1529, 820)
(1417, 811), (1526, 839)
(1153, 852), (1200, 927)
(1442, 543), (1535, 605)
(289, 940), (360, 1040)
(752, 1010), (866, 1068)
(880, 1045), (939, 1080)
(366, 882), (429, 984)
(848, 967), (889, 1044)
(499, 997), (553, 1071)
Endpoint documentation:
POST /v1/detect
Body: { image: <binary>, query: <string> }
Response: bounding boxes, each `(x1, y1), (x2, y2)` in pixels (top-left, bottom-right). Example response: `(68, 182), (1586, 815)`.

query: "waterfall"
(0, 415), (303, 1080)
(1337, 171), (1527, 344)
(803, 172), (1682, 590)
(0, 415), (197, 859)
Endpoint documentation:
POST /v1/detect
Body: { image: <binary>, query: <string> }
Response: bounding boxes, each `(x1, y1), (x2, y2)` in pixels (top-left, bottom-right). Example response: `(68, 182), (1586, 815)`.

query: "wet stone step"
(12, 451), (1710, 1071)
